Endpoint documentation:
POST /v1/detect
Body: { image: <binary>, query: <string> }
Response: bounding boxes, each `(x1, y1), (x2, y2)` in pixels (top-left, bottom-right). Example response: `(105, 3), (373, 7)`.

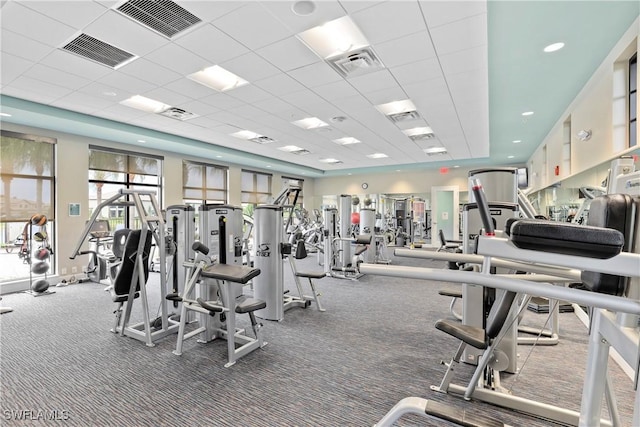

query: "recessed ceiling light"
(508, 155), (515, 159)
(332, 137), (361, 145)
(291, 0), (316, 16)
(277, 145), (310, 155)
(188, 65), (248, 92)
(522, 111), (534, 116)
(216, 155), (223, 158)
(319, 158), (342, 164)
(137, 139), (146, 143)
(453, 165), (460, 168)
(512, 140), (522, 143)
(366, 153), (388, 159)
(292, 117), (329, 130)
(424, 147), (447, 155)
(375, 99), (417, 116)
(120, 95), (171, 113)
(0, 112), (12, 117)
(543, 42), (565, 53)
(230, 130), (261, 140)
(395, 169), (401, 172)
(266, 165), (272, 168)
(103, 91), (117, 97)
(297, 16), (369, 59)
(347, 173), (352, 175)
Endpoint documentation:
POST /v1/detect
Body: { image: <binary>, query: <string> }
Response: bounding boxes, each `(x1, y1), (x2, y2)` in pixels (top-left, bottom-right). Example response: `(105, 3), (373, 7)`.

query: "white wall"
(528, 19), (639, 193)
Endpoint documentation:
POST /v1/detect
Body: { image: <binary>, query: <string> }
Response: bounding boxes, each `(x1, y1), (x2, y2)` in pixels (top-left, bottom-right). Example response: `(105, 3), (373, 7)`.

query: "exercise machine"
(71, 189), (179, 347)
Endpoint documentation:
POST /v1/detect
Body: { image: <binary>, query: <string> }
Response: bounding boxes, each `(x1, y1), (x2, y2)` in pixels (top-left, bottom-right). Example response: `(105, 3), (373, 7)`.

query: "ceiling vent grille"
(408, 132), (435, 141)
(116, 0), (202, 38)
(249, 136), (276, 144)
(159, 107), (198, 121)
(387, 110), (421, 123)
(327, 47), (384, 78)
(61, 33), (137, 69)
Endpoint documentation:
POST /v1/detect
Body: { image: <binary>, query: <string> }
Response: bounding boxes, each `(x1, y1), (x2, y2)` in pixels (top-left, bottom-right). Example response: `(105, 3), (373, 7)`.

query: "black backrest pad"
(485, 290), (518, 339)
(111, 228), (131, 259)
(113, 230), (153, 296)
(581, 194), (638, 296)
(295, 240), (308, 259)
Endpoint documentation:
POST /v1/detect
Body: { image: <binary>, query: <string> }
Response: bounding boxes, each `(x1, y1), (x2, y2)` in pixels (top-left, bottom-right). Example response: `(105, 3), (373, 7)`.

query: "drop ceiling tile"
(361, 86), (408, 106)
(439, 45), (487, 76)
(212, 3), (291, 50)
(0, 53), (34, 86)
(256, 36), (320, 72)
(0, 2), (75, 48)
(23, 64), (92, 90)
(21, 1), (107, 28)
(287, 61), (343, 88)
(199, 92), (246, 110)
(446, 69), (489, 106)
(174, 23), (249, 64)
(252, 99), (298, 116)
(145, 43), (209, 75)
(351, 1), (426, 45)
(347, 69), (398, 94)
(94, 104), (150, 121)
(207, 110), (256, 129)
(142, 87), (193, 108)
(227, 85), (273, 104)
(254, 73), (307, 96)
(226, 104), (266, 119)
(330, 94), (373, 111)
(390, 57), (442, 86)
(100, 71), (156, 95)
(119, 58), (182, 86)
(312, 80), (359, 101)
(1, 85), (61, 105)
(164, 79), (215, 100)
(174, 1), (244, 23)
(259, 1), (346, 34)
(1, 29), (54, 63)
(338, 0), (383, 14)
(429, 13), (487, 56)
(374, 31), (436, 68)
(220, 52), (281, 82)
(187, 115), (223, 129)
(7, 76), (73, 100)
(51, 91), (114, 111)
(402, 77), (450, 103)
(83, 10), (169, 56)
(77, 82), (134, 101)
(40, 49), (112, 80)
(419, 0), (487, 29)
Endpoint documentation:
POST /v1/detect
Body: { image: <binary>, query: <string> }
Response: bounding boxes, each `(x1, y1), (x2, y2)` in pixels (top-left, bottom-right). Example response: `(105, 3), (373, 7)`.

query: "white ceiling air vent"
(327, 47), (383, 78)
(116, 0), (202, 38)
(159, 107), (198, 121)
(61, 33), (137, 69)
(249, 136), (276, 144)
(387, 110), (421, 123)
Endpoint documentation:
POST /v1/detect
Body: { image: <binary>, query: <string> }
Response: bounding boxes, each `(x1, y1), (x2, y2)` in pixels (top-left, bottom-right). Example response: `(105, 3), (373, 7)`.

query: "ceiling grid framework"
(1, 1), (638, 177)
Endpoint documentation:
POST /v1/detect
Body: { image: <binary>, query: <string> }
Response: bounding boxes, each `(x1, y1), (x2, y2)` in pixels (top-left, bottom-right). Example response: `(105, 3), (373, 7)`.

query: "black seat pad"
(435, 319), (487, 349)
(235, 296), (266, 313)
(110, 287), (139, 303)
(438, 289), (462, 298)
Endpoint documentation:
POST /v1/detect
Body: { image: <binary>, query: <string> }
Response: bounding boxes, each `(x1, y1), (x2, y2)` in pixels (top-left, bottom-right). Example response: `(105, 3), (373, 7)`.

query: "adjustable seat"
(437, 229), (462, 253)
(288, 240), (326, 312)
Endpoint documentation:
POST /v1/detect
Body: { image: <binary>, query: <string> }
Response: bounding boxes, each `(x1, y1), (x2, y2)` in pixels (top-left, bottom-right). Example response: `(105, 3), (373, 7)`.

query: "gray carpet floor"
(0, 253), (637, 426)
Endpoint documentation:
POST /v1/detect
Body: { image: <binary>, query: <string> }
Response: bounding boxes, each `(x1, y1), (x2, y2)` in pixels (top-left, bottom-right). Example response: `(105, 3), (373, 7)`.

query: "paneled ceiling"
(0, 1), (638, 178)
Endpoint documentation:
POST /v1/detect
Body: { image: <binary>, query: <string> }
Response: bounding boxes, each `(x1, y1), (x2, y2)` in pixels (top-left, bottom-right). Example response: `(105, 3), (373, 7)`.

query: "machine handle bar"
(470, 178), (495, 236)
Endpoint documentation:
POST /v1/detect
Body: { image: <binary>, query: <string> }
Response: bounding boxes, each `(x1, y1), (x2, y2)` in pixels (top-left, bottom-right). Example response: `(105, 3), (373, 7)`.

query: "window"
(1, 130), (56, 282)
(630, 53), (637, 147)
(183, 160), (228, 205)
(241, 170), (272, 217)
(88, 146), (163, 230)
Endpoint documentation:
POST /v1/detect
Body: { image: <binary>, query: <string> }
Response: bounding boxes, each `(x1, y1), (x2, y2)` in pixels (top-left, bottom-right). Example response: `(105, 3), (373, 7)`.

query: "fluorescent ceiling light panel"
(291, 117), (329, 130)
(230, 130), (261, 140)
(544, 42), (565, 52)
(375, 99), (417, 116)
(278, 145), (305, 152)
(297, 16), (370, 59)
(402, 127), (434, 137)
(319, 158), (342, 164)
(424, 147), (447, 154)
(332, 137), (361, 145)
(188, 65), (248, 92)
(366, 153), (388, 159)
(120, 95), (171, 113)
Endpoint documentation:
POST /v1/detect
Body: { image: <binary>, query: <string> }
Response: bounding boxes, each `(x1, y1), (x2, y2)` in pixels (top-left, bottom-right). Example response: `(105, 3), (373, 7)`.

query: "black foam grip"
(470, 179), (495, 235)
(191, 241), (209, 255)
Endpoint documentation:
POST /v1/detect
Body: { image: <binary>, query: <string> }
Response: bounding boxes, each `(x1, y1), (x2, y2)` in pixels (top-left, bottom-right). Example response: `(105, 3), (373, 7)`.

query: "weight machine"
(70, 189), (179, 347)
